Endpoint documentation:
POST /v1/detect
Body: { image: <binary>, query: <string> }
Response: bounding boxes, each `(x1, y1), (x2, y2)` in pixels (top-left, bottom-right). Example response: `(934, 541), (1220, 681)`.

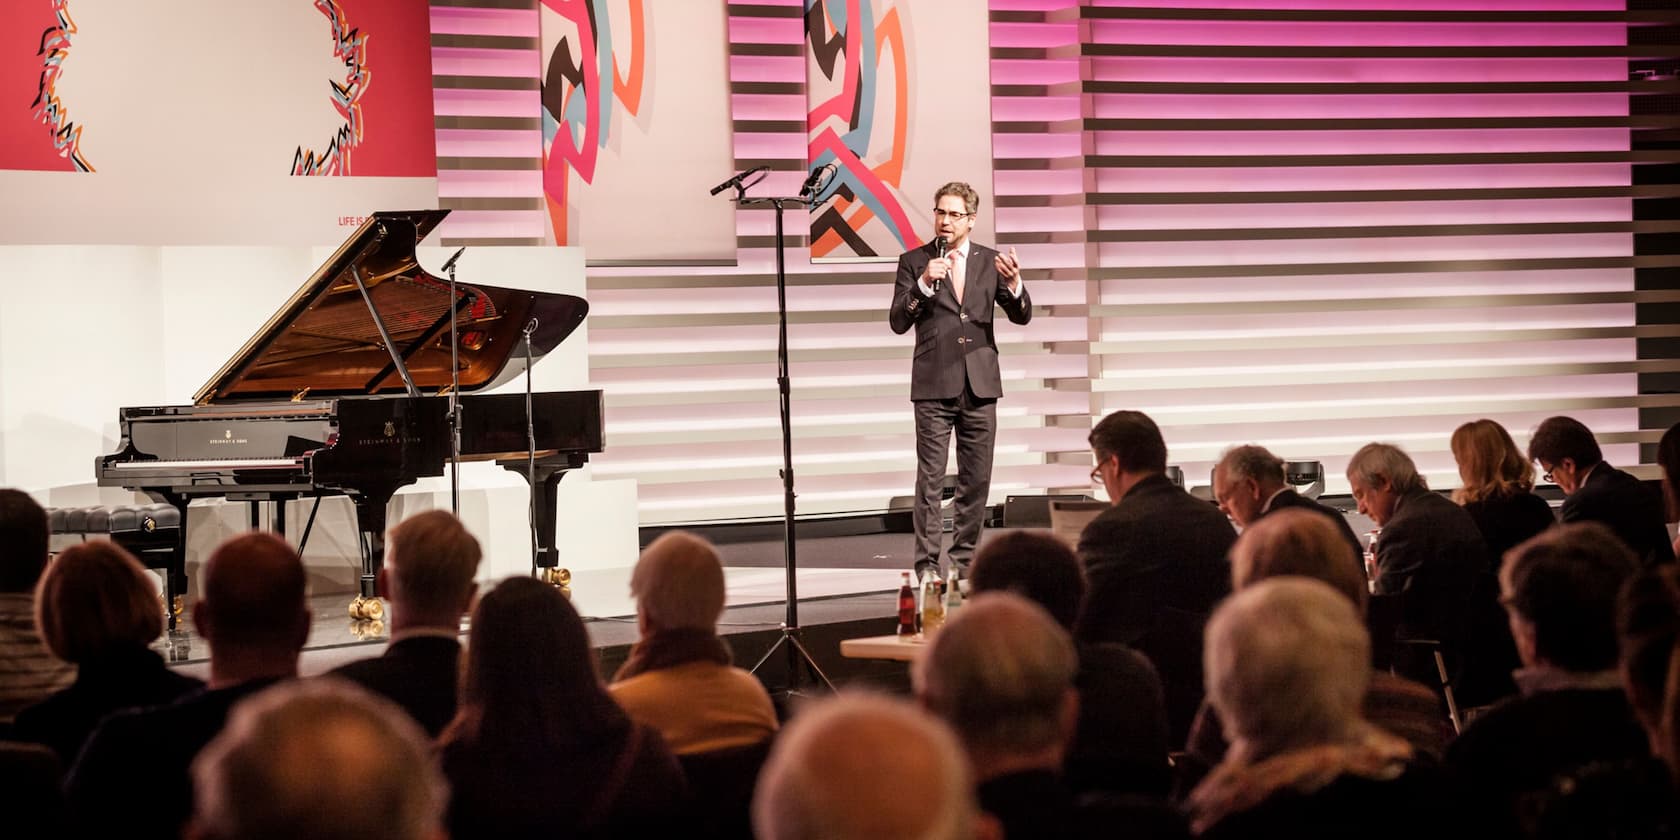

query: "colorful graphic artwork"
(0, 0), (89, 172)
(292, 0), (369, 175)
(291, 0), (436, 177)
(806, 0), (915, 259)
(539, 0), (648, 246)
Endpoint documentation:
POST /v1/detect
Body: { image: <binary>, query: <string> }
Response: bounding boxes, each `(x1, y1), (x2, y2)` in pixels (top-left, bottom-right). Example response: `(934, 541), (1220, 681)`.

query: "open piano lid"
(194, 210), (588, 405)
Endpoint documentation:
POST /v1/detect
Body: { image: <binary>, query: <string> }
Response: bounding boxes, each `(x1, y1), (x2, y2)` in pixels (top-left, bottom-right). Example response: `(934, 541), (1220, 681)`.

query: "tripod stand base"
(749, 626), (835, 694)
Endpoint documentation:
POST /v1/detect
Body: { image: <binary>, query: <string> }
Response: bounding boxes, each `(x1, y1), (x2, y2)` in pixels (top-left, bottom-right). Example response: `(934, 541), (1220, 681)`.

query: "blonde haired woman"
(1450, 419), (1555, 570)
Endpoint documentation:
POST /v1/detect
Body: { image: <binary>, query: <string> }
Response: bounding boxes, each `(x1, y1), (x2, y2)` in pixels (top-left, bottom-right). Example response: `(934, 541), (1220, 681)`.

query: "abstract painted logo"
(292, 0), (370, 176)
(30, 0), (91, 172)
(539, 0), (647, 245)
(806, 0), (914, 259)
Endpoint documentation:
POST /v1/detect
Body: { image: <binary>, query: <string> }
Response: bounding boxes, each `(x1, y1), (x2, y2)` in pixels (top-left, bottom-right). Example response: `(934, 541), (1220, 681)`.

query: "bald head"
(753, 694), (976, 840)
(197, 532), (308, 653)
(191, 680), (445, 840)
(632, 530), (726, 632)
(913, 593), (1078, 767)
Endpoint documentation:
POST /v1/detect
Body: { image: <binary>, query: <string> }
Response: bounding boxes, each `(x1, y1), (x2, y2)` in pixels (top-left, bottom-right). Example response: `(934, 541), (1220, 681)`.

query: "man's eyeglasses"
(1091, 454), (1114, 485)
(1543, 469), (1554, 483)
(932, 209), (972, 221)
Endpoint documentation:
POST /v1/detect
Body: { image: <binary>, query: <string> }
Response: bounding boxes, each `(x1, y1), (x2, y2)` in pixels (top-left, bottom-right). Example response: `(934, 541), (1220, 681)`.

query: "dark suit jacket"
(1068, 641), (1170, 798)
(1561, 463), (1674, 567)
(12, 646), (202, 765)
(328, 634), (461, 737)
(1372, 489), (1489, 646)
(1260, 489), (1363, 561)
(889, 239), (1032, 400)
(1076, 474), (1236, 742)
(66, 677), (283, 840)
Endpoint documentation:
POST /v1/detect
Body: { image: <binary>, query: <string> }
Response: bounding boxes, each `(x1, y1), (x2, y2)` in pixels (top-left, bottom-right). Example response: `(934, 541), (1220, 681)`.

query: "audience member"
(0, 489), (74, 725)
(189, 679), (446, 840)
(1184, 509), (1451, 781)
(1213, 444), (1361, 556)
(438, 576), (687, 839)
(328, 510), (478, 736)
(609, 531), (776, 755)
(752, 692), (986, 840)
(1346, 442), (1488, 685)
(1451, 418), (1556, 568)
(1078, 410), (1235, 743)
(1528, 415), (1674, 566)
(913, 593), (1091, 837)
(1449, 418), (1548, 703)
(969, 530), (1170, 796)
(1445, 523), (1650, 838)
(1656, 420), (1680, 559)
(14, 541), (201, 763)
(66, 531), (310, 840)
(1187, 578), (1450, 839)
(1523, 564), (1680, 839)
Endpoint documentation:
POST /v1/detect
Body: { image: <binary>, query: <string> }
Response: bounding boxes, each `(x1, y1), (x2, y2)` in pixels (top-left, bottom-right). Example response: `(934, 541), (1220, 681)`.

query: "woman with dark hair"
(438, 576), (688, 839)
(1450, 418), (1555, 570)
(14, 540), (202, 763)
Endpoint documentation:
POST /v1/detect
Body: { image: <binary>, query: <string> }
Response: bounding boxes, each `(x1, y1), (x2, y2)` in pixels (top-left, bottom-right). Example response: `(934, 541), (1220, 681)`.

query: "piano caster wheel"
(539, 567), (572, 600)
(348, 618), (386, 641)
(348, 596), (385, 621)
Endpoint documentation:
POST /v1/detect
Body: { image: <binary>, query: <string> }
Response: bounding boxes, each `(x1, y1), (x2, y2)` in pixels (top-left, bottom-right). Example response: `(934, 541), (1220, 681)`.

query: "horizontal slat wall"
(1081, 0), (1671, 495)
(429, 0), (546, 246)
(575, 0), (1679, 525)
(585, 0), (1082, 524)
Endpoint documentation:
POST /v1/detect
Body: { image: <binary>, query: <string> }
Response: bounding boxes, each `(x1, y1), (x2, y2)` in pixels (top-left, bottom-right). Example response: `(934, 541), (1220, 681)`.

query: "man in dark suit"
(1077, 410), (1235, 743)
(1213, 444), (1362, 558)
(329, 509), (478, 736)
(889, 181), (1031, 582)
(67, 532), (310, 840)
(1527, 415), (1675, 567)
(1347, 442), (1489, 682)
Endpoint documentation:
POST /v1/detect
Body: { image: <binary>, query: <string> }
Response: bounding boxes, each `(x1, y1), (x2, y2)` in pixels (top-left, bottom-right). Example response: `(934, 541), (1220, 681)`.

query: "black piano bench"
(48, 504), (187, 631)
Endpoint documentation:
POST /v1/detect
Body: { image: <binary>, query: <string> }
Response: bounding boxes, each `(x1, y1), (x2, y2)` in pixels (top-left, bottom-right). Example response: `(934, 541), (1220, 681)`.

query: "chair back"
(677, 736), (775, 840)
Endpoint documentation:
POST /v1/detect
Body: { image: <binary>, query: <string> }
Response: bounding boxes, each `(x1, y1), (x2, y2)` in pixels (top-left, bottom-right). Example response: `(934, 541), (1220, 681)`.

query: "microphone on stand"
(439, 246), (466, 275)
(798, 162), (837, 201)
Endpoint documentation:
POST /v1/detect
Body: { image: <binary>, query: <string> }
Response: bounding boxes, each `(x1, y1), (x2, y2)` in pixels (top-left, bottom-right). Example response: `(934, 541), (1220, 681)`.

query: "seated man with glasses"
(888, 181), (1031, 584)
(1527, 415), (1674, 568)
(1078, 410), (1235, 745)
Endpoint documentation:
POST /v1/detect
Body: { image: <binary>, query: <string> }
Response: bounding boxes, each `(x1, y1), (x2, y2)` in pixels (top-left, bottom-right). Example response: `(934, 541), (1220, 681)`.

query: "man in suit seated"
(1078, 410), (1236, 744)
(1527, 415), (1675, 567)
(67, 532), (310, 840)
(329, 509), (479, 736)
(1213, 444), (1361, 555)
(189, 680), (446, 840)
(1346, 443), (1489, 685)
(752, 693), (986, 840)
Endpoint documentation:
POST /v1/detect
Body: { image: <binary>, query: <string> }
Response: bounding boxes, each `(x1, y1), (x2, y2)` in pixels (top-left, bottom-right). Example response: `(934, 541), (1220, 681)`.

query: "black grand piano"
(97, 209), (604, 618)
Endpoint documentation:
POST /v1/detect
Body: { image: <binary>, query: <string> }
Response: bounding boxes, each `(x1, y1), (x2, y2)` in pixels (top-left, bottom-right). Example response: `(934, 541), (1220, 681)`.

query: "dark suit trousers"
(914, 384), (996, 571)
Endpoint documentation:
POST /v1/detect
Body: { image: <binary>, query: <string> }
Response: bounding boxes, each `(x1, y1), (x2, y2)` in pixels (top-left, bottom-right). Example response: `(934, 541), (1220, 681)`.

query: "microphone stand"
(444, 249), (466, 515)
(729, 166), (836, 694)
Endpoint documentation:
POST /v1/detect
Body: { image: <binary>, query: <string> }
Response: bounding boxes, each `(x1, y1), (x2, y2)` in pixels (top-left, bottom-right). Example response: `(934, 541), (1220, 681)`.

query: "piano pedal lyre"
(348, 595), (385, 621)
(539, 566), (572, 600)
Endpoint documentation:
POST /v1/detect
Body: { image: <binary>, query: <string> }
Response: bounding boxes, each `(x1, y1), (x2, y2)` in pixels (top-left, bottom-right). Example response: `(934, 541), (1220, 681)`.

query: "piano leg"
(499, 454), (583, 571)
(348, 489), (395, 621)
(151, 493), (190, 633)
